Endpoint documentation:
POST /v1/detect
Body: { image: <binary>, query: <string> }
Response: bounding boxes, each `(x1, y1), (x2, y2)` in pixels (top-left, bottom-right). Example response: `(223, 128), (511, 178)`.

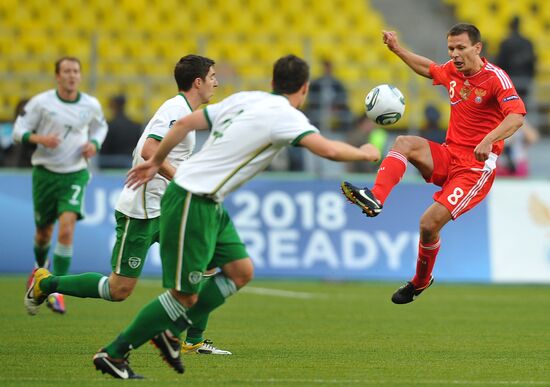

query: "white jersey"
(116, 94), (196, 219)
(174, 91), (318, 202)
(12, 89), (107, 173)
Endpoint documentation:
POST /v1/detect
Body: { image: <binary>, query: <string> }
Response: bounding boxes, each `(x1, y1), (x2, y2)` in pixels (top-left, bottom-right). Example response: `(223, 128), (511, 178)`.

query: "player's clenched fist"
(360, 143), (381, 162)
(382, 31), (400, 52)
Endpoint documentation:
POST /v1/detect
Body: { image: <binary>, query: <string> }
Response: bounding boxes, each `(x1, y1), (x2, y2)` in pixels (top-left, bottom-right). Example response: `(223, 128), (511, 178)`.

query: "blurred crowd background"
(1, 0), (548, 177)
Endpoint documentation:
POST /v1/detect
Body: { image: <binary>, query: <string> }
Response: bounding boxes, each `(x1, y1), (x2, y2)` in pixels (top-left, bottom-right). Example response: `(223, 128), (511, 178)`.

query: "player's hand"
(39, 134), (60, 148)
(82, 142), (97, 158)
(126, 160), (160, 190)
(474, 140), (492, 161)
(360, 143), (381, 162)
(382, 31), (400, 52)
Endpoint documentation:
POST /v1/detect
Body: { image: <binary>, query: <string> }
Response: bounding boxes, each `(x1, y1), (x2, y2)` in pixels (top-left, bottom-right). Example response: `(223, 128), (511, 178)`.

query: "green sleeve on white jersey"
(271, 108), (319, 146)
(22, 132), (32, 143)
(291, 130), (317, 146)
(12, 95), (42, 143)
(202, 93), (241, 128)
(147, 134), (163, 141)
(148, 105), (182, 139)
(91, 139), (101, 151)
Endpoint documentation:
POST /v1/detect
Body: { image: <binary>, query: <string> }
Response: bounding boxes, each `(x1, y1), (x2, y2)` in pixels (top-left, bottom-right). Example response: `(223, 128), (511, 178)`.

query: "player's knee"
(57, 226), (74, 244)
(108, 278), (136, 301)
(392, 135), (414, 155)
(230, 266), (254, 289)
(109, 287), (132, 301)
(35, 234), (51, 246)
(35, 227), (53, 245)
(419, 216), (439, 241)
(170, 290), (198, 308)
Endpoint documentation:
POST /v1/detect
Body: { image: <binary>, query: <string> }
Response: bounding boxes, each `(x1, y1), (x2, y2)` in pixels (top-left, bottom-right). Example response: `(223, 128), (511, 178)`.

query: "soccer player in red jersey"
(341, 23), (526, 304)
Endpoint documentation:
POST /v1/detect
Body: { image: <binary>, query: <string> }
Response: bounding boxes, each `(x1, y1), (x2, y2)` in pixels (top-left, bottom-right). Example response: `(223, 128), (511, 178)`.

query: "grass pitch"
(1, 275), (550, 386)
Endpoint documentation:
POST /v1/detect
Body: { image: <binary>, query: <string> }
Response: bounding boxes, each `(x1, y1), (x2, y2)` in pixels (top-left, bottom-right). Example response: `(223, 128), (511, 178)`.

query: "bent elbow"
(516, 115), (525, 129)
(140, 150), (152, 161)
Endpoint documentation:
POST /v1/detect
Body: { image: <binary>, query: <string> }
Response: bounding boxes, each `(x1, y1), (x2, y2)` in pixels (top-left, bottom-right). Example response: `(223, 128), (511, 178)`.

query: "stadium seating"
(0, 0), (424, 128)
(6, 0), (548, 131)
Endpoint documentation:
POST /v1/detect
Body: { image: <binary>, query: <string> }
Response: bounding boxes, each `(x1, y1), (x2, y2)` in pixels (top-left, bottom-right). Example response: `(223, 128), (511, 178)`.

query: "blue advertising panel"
(224, 178), (491, 282)
(0, 172), (491, 282)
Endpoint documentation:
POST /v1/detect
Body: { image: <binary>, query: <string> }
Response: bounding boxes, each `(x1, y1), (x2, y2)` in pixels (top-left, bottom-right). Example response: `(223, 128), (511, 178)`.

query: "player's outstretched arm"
(141, 138), (177, 181)
(152, 109), (208, 165)
(299, 133), (381, 162)
(126, 159), (160, 189)
(474, 113), (525, 161)
(383, 31), (434, 79)
(126, 110), (209, 189)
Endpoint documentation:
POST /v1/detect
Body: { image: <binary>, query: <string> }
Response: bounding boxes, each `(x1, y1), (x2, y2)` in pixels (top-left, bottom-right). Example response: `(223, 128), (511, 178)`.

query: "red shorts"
(426, 142), (497, 219)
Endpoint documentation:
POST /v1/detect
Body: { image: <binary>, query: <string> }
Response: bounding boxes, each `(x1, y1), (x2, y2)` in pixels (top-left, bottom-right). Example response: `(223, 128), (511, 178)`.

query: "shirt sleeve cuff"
(291, 130), (316, 146)
(147, 134), (163, 141)
(91, 139), (100, 151)
(22, 132), (32, 144)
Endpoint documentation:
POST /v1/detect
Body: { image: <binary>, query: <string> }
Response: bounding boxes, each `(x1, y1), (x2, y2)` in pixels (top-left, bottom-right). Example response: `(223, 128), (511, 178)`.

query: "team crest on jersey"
(128, 256), (142, 269)
(474, 88), (486, 104)
(188, 271), (203, 284)
(169, 120), (176, 128)
(460, 85), (472, 101)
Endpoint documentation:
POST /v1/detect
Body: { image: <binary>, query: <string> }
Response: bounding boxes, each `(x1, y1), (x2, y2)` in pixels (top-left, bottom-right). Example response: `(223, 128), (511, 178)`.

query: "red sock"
(371, 150), (407, 205)
(412, 238), (440, 288)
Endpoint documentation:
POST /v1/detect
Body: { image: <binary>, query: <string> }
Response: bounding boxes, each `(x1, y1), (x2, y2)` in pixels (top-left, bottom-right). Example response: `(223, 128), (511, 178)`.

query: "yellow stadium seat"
(12, 0), (542, 129)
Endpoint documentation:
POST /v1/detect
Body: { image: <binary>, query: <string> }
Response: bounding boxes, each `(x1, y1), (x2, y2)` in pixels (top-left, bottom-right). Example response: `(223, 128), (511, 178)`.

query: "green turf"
(1, 276), (550, 386)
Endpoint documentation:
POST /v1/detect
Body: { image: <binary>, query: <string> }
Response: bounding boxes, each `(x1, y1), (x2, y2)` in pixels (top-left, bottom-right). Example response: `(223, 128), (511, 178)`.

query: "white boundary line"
(241, 286), (328, 299)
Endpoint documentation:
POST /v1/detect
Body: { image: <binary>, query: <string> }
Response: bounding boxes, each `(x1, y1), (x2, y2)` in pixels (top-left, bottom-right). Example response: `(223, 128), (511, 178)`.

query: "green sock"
(40, 273), (110, 299)
(186, 315), (209, 344)
(105, 291), (190, 358)
(185, 274), (237, 339)
(39, 276), (59, 295)
(33, 242), (50, 268)
(53, 243), (72, 275)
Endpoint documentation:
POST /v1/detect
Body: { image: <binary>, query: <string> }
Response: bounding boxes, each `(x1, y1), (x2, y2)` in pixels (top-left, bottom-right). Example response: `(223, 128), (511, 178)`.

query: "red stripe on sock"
(412, 239), (440, 288)
(371, 152), (407, 204)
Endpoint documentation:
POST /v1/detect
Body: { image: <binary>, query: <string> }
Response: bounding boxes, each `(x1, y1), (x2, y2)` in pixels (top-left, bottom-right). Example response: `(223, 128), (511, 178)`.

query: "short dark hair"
(174, 55), (215, 91)
(55, 56), (81, 74)
(272, 55), (310, 94)
(447, 23), (481, 45)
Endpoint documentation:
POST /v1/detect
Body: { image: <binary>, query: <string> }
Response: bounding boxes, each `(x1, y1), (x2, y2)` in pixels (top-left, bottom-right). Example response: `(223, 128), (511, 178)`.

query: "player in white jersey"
(15, 57), (108, 314)
(26, 55), (230, 362)
(76, 54), (381, 379)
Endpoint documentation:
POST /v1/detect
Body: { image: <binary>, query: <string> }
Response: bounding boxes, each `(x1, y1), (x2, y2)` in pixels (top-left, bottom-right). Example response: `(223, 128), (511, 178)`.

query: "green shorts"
(111, 210), (160, 278)
(160, 182), (248, 293)
(32, 166), (90, 227)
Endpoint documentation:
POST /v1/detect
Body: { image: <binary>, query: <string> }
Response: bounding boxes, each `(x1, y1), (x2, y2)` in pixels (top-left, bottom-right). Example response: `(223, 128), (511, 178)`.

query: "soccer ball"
(365, 84), (405, 125)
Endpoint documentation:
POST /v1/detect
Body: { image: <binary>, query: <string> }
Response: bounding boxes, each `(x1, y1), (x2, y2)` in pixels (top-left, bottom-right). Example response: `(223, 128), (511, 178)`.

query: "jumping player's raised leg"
(342, 135), (433, 216)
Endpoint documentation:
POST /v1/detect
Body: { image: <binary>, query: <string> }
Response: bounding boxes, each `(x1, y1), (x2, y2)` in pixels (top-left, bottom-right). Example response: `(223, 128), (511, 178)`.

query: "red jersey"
(429, 58), (526, 155)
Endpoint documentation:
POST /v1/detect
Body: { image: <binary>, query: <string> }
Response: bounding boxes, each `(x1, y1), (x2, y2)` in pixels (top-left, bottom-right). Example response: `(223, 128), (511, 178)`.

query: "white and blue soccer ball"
(365, 84), (405, 126)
